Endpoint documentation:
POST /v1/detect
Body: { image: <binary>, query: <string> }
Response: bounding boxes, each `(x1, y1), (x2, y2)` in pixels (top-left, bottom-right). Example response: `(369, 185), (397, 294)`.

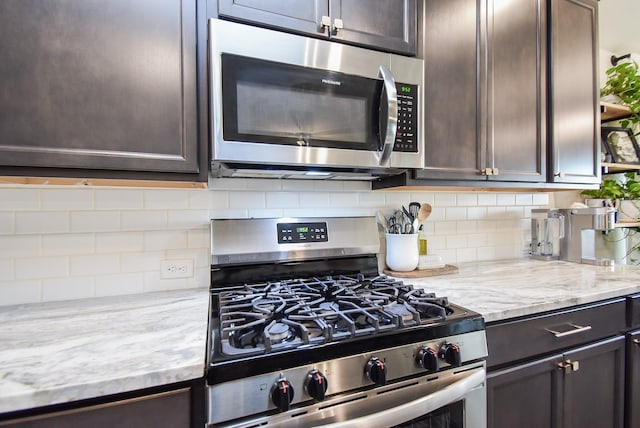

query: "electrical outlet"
(161, 259), (194, 279)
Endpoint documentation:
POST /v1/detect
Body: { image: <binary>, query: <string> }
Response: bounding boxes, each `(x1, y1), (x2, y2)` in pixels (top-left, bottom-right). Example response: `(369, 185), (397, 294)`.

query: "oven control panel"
(277, 222), (328, 244)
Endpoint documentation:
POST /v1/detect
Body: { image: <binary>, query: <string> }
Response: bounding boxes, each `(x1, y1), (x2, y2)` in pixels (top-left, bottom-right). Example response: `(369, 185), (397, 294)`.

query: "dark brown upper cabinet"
(216, 0), (417, 56)
(0, 0), (203, 181)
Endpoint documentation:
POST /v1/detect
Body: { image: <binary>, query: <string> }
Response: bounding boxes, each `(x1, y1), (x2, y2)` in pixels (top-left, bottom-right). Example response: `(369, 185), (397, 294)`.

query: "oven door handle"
(377, 65), (398, 167)
(314, 368), (485, 428)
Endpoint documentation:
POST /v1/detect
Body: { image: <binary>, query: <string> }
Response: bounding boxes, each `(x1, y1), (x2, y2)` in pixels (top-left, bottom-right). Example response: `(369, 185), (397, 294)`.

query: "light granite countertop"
(405, 258), (640, 323)
(0, 288), (209, 415)
(3, 259), (640, 416)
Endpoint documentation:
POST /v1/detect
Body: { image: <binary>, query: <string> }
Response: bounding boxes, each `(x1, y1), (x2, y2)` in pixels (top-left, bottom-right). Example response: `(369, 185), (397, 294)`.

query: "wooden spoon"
(418, 203), (432, 224)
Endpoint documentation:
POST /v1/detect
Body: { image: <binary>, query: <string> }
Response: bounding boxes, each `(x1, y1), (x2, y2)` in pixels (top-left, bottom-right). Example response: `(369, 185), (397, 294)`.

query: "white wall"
(0, 179), (549, 306)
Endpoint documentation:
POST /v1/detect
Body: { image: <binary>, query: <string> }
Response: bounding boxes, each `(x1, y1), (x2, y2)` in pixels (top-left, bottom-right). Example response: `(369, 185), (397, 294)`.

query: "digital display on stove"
(277, 222), (328, 243)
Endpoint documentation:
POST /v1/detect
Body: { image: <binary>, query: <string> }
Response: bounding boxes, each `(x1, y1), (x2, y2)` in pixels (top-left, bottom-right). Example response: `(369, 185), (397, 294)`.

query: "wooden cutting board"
(383, 264), (458, 278)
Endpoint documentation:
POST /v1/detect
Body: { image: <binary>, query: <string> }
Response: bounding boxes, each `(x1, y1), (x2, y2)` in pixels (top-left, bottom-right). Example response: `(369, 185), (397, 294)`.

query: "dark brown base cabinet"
(486, 298), (627, 428)
(488, 336), (625, 428)
(627, 331), (640, 428)
(0, 381), (205, 428)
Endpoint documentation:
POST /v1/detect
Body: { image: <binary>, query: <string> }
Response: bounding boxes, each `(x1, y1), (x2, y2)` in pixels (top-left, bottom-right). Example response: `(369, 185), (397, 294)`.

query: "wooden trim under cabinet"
(601, 101), (632, 122)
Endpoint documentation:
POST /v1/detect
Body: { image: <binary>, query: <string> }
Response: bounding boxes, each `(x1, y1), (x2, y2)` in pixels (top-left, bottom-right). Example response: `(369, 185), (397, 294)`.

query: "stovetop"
(216, 273), (453, 357)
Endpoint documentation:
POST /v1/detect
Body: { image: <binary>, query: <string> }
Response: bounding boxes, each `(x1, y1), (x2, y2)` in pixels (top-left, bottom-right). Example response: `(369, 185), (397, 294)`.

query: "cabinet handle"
(321, 15), (331, 34)
(545, 323), (592, 338)
(554, 171), (566, 178)
(492, 168), (499, 176)
(558, 359), (580, 374)
(481, 168), (493, 176)
(633, 338), (640, 345)
(332, 18), (343, 35)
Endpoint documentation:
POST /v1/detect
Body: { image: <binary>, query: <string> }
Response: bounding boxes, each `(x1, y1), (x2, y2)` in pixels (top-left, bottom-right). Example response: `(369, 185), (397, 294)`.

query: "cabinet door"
(487, 354), (563, 428)
(0, 0), (199, 175)
(562, 336), (625, 428)
(416, 0), (483, 181)
(330, 0), (416, 55)
(0, 388), (191, 428)
(217, 0), (328, 36)
(628, 331), (640, 428)
(487, 0), (546, 182)
(548, 0), (600, 184)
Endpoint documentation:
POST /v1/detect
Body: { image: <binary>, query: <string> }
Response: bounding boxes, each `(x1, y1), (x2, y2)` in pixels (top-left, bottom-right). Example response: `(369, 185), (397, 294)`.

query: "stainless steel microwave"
(208, 19), (424, 180)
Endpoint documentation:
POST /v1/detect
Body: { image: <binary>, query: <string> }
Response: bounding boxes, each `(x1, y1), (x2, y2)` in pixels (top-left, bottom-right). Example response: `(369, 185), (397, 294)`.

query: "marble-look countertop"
(0, 289), (209, 415)
(3, 259), (640, 416)
(405, 258), (640, 323)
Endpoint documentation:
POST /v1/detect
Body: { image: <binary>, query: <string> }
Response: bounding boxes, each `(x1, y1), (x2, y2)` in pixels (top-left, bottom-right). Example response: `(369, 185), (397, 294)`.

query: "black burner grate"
(217, 274), (452, 356)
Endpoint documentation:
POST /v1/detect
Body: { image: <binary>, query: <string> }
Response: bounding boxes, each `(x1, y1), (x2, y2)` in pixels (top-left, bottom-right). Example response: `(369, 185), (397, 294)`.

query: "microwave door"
(377, 65), (399, 166)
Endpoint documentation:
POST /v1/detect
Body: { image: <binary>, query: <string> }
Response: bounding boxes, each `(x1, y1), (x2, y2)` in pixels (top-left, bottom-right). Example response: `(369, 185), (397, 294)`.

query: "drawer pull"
(558, 359), (580, 374)
(633, 339), (640, 345)
(545, 323), (592, 338)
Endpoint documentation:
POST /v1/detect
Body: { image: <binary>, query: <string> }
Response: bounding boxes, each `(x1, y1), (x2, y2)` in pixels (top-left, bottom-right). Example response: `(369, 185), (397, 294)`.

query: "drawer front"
(486, 298), (626, 369)
(628, 294), (640, 328)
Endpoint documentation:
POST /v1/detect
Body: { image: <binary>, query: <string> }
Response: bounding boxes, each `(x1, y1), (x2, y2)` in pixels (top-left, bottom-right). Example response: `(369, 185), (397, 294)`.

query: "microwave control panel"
(394, 83), (418, 152)
(277, 222), (328, 244)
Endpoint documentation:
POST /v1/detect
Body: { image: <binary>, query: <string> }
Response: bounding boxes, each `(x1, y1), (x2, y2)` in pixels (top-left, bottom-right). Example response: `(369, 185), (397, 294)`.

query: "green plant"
(582, 172), (640, 200)
(601, 59), (640, 136)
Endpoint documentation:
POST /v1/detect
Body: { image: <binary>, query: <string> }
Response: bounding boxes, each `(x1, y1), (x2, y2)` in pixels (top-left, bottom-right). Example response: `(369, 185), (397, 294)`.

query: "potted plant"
(601, 58), (640, 137)
(582, 172), (640, 221)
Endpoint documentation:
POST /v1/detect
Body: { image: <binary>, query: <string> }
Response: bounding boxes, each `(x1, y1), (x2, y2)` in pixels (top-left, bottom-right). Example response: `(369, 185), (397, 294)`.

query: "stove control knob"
(271, 378), (295, 412)
(365, 357), (387, 386)
(439, 343), (462, 367)
(305, 370), (328, 401)
(416, 346), (439, 372)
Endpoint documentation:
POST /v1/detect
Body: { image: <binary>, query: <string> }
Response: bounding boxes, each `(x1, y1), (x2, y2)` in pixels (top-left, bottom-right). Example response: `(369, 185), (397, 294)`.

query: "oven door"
(215, 362), (486, 428)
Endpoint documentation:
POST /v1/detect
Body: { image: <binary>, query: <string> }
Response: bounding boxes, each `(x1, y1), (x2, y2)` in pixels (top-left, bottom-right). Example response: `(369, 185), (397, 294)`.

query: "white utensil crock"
(385, 233), (419, 271)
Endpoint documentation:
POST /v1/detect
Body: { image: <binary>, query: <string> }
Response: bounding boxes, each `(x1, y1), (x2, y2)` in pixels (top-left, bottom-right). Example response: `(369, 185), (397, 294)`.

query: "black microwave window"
(221, 54), (381, 151)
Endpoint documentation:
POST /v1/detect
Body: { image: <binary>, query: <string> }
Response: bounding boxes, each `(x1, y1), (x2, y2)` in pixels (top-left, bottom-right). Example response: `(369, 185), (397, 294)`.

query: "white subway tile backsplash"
(43, 234), (95, 256)
(95, 232), (144, 254)
(16, 256), (68, 279)
(445, 207), (466, 221)
(42, 277), (94, 302)
(456, 193), (478, 206)
(0, 182), (554, 306)
(143, 230), (188, 251)
(0, 280), (41, 305)
(167, 210), (209, 229)
(247, 208), (284, 218)
(121, 251), (165, 273)
(0, 235), (41, 258)
(0, 189), (40, 210)
(266, 192), (299, 208)
(0, 212), (14, 234)
(477, 194), (497, 206)
(533, 193), (550, 206)
(230, 191), (266, 209)
(70, 254), (120, 276)
(15, 211), (69, 234)
(42, 189), (94, 210)
(0, 259), (14, 280)
(95, 189), (143, 209)
(71, 211), (121, 233)
(434, 193), (456, 206)
(496, 194), (516, 206)
(515, 194), (533, 206)
(144, 190), (189, 209)
(121, 210), (166, 231)
(95, 273), (144, 297)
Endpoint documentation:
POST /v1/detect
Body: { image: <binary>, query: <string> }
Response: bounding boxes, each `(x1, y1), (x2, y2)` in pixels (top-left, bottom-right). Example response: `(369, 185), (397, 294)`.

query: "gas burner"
(216, 274), (454, 356)
(265, 321), (293, 342)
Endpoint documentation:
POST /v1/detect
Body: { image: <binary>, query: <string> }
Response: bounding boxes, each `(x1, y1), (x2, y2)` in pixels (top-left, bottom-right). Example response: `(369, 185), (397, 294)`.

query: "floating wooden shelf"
(602, 162), (640, 174)
(615, 222), (640, 228)
(601, 101), (632, 122)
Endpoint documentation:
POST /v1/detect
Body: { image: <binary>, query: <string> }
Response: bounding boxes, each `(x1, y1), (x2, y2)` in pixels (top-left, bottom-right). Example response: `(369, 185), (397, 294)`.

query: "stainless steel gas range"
(207, 217), (487, 427)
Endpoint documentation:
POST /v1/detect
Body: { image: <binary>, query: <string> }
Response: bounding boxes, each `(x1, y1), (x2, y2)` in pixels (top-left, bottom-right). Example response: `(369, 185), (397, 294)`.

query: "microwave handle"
(377, 65), (398, 166)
